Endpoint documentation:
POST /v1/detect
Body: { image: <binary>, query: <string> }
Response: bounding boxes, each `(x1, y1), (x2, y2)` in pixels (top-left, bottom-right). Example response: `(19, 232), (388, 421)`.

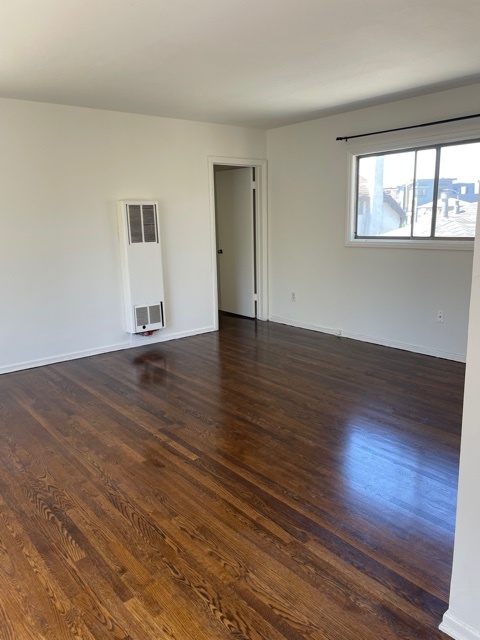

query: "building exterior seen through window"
(355, 140), (480, 240)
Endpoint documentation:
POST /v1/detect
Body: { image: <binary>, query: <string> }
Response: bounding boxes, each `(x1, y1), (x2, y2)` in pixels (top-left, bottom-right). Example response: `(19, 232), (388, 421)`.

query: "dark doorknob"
(217, 249), (223, 254)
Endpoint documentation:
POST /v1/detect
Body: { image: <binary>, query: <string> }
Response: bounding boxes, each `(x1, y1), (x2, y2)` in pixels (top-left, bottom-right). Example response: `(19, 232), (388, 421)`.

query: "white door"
(215, 167), (255, 317)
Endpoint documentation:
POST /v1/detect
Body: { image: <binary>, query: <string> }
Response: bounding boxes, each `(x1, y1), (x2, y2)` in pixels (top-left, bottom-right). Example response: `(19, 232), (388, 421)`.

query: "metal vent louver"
(135, 306), (149, 327)
(142, 205), (157, 243)
(148, 304), (161, 325)
(128, 205), (143, 243)
(127, 203), (158, 244)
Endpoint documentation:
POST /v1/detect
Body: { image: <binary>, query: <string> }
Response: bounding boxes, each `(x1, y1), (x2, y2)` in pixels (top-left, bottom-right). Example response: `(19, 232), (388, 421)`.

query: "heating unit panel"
(117, 201), (165, 333)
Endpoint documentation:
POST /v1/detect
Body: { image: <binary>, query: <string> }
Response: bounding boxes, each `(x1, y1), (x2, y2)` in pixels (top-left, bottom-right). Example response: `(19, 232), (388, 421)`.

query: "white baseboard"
(269, 315), (341, 337)
(269, 315), (466, 363)
(126, 325), (215, 348)
(341, 329), (466, 363)
(440, 611), (480, 640)
(0, 326), (216, 375)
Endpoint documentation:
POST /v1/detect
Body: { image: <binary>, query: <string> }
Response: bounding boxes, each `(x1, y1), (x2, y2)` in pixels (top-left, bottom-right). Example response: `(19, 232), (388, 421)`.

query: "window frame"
(346, 131), (479, 251)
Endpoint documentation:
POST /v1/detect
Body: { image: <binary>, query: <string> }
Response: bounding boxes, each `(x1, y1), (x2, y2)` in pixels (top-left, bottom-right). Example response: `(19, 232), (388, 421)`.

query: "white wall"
(267, 84), (480, 361)
(0, 98), (265, 373)
(440, 223), (480, 639)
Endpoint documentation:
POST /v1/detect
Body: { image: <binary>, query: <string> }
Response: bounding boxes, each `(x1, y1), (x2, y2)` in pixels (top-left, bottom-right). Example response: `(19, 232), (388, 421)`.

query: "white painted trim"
(0, 326), (215, 375)
(345, 239), (474, 251)
(440, 611), (480, 640)
(269, 315), (466, 362)
(208, 156), (269, 327)
(341, 328), (466, 362)
(256, 162), (269, 322)
(126, 326), (215, 348)
(269, 315), (341, 337)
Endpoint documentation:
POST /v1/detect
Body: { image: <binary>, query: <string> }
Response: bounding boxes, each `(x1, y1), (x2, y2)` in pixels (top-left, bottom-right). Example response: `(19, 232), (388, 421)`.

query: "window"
(354, 140), (480, 242)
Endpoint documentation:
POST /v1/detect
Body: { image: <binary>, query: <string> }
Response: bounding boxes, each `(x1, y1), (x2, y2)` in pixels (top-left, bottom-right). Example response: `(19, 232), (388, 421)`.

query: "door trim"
(208, 156), (268, 330)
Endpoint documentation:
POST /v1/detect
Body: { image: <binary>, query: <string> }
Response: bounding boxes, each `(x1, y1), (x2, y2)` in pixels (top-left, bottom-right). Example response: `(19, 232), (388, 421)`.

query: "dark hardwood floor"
(0, 315), (463, 639)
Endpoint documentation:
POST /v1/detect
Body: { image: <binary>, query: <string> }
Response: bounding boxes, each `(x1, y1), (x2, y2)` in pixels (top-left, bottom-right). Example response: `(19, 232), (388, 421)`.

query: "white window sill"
(345, 238), (475, 251)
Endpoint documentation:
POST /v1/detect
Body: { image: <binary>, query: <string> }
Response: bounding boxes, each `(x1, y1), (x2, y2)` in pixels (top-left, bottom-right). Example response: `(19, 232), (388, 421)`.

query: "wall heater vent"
(117, 201), (165, 334)
(134, 303), (163, 332)
(127, 203), (158, 244)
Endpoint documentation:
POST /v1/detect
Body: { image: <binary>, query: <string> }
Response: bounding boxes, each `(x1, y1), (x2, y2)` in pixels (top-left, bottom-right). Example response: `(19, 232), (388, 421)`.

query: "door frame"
(208, 156), (268, 330)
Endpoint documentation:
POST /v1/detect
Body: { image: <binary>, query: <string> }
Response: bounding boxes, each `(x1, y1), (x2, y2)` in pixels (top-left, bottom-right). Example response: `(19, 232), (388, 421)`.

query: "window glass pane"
(357, 152), (414, 237)
(412, 148), (436, 237)
(434, 142), (480, 238)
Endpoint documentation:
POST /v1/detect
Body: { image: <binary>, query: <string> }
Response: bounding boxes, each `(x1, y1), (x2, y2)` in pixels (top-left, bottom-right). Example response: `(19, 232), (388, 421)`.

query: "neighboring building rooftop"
(383, 199), (477, 237)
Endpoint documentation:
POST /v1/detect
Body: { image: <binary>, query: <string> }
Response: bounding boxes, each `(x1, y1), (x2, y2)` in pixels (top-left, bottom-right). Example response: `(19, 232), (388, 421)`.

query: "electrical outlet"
(291, 292), (296, 302)
(437, 310), (444, 323)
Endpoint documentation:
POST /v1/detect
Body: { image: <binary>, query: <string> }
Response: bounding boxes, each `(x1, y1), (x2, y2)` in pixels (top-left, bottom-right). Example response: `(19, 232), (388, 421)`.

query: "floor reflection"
(133, 350), (167, 385)
(342, 416), (458, 535)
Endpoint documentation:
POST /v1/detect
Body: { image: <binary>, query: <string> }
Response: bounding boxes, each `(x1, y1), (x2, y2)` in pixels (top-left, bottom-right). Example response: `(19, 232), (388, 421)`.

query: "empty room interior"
(1, 2), (480, 639)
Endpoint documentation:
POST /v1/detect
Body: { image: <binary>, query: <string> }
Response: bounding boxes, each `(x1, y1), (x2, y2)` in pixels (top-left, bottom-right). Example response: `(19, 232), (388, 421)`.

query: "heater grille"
(128, 205), (143, 243)
(142, 205), (157, 243)
(135, 306), (149, 327)
(127, 203), (158, 244)
(134, 303), (163, 331)
(149, 304), (162, 325)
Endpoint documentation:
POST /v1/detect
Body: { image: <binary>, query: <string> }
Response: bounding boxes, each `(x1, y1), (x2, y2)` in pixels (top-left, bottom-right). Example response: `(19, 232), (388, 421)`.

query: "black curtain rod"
(336, 113), (480, 142)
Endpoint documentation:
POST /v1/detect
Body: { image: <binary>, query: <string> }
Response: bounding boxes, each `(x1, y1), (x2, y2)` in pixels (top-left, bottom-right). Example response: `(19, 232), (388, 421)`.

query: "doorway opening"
(209, 157), (268, 330)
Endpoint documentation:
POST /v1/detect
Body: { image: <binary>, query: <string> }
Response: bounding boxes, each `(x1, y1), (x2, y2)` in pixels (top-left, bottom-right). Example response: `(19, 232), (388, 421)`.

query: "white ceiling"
(2, 0), (480, 129)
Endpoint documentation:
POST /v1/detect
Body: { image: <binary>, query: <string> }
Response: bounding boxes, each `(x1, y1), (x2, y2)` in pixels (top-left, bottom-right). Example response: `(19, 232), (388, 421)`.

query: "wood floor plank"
(0, 315), (461, 638)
